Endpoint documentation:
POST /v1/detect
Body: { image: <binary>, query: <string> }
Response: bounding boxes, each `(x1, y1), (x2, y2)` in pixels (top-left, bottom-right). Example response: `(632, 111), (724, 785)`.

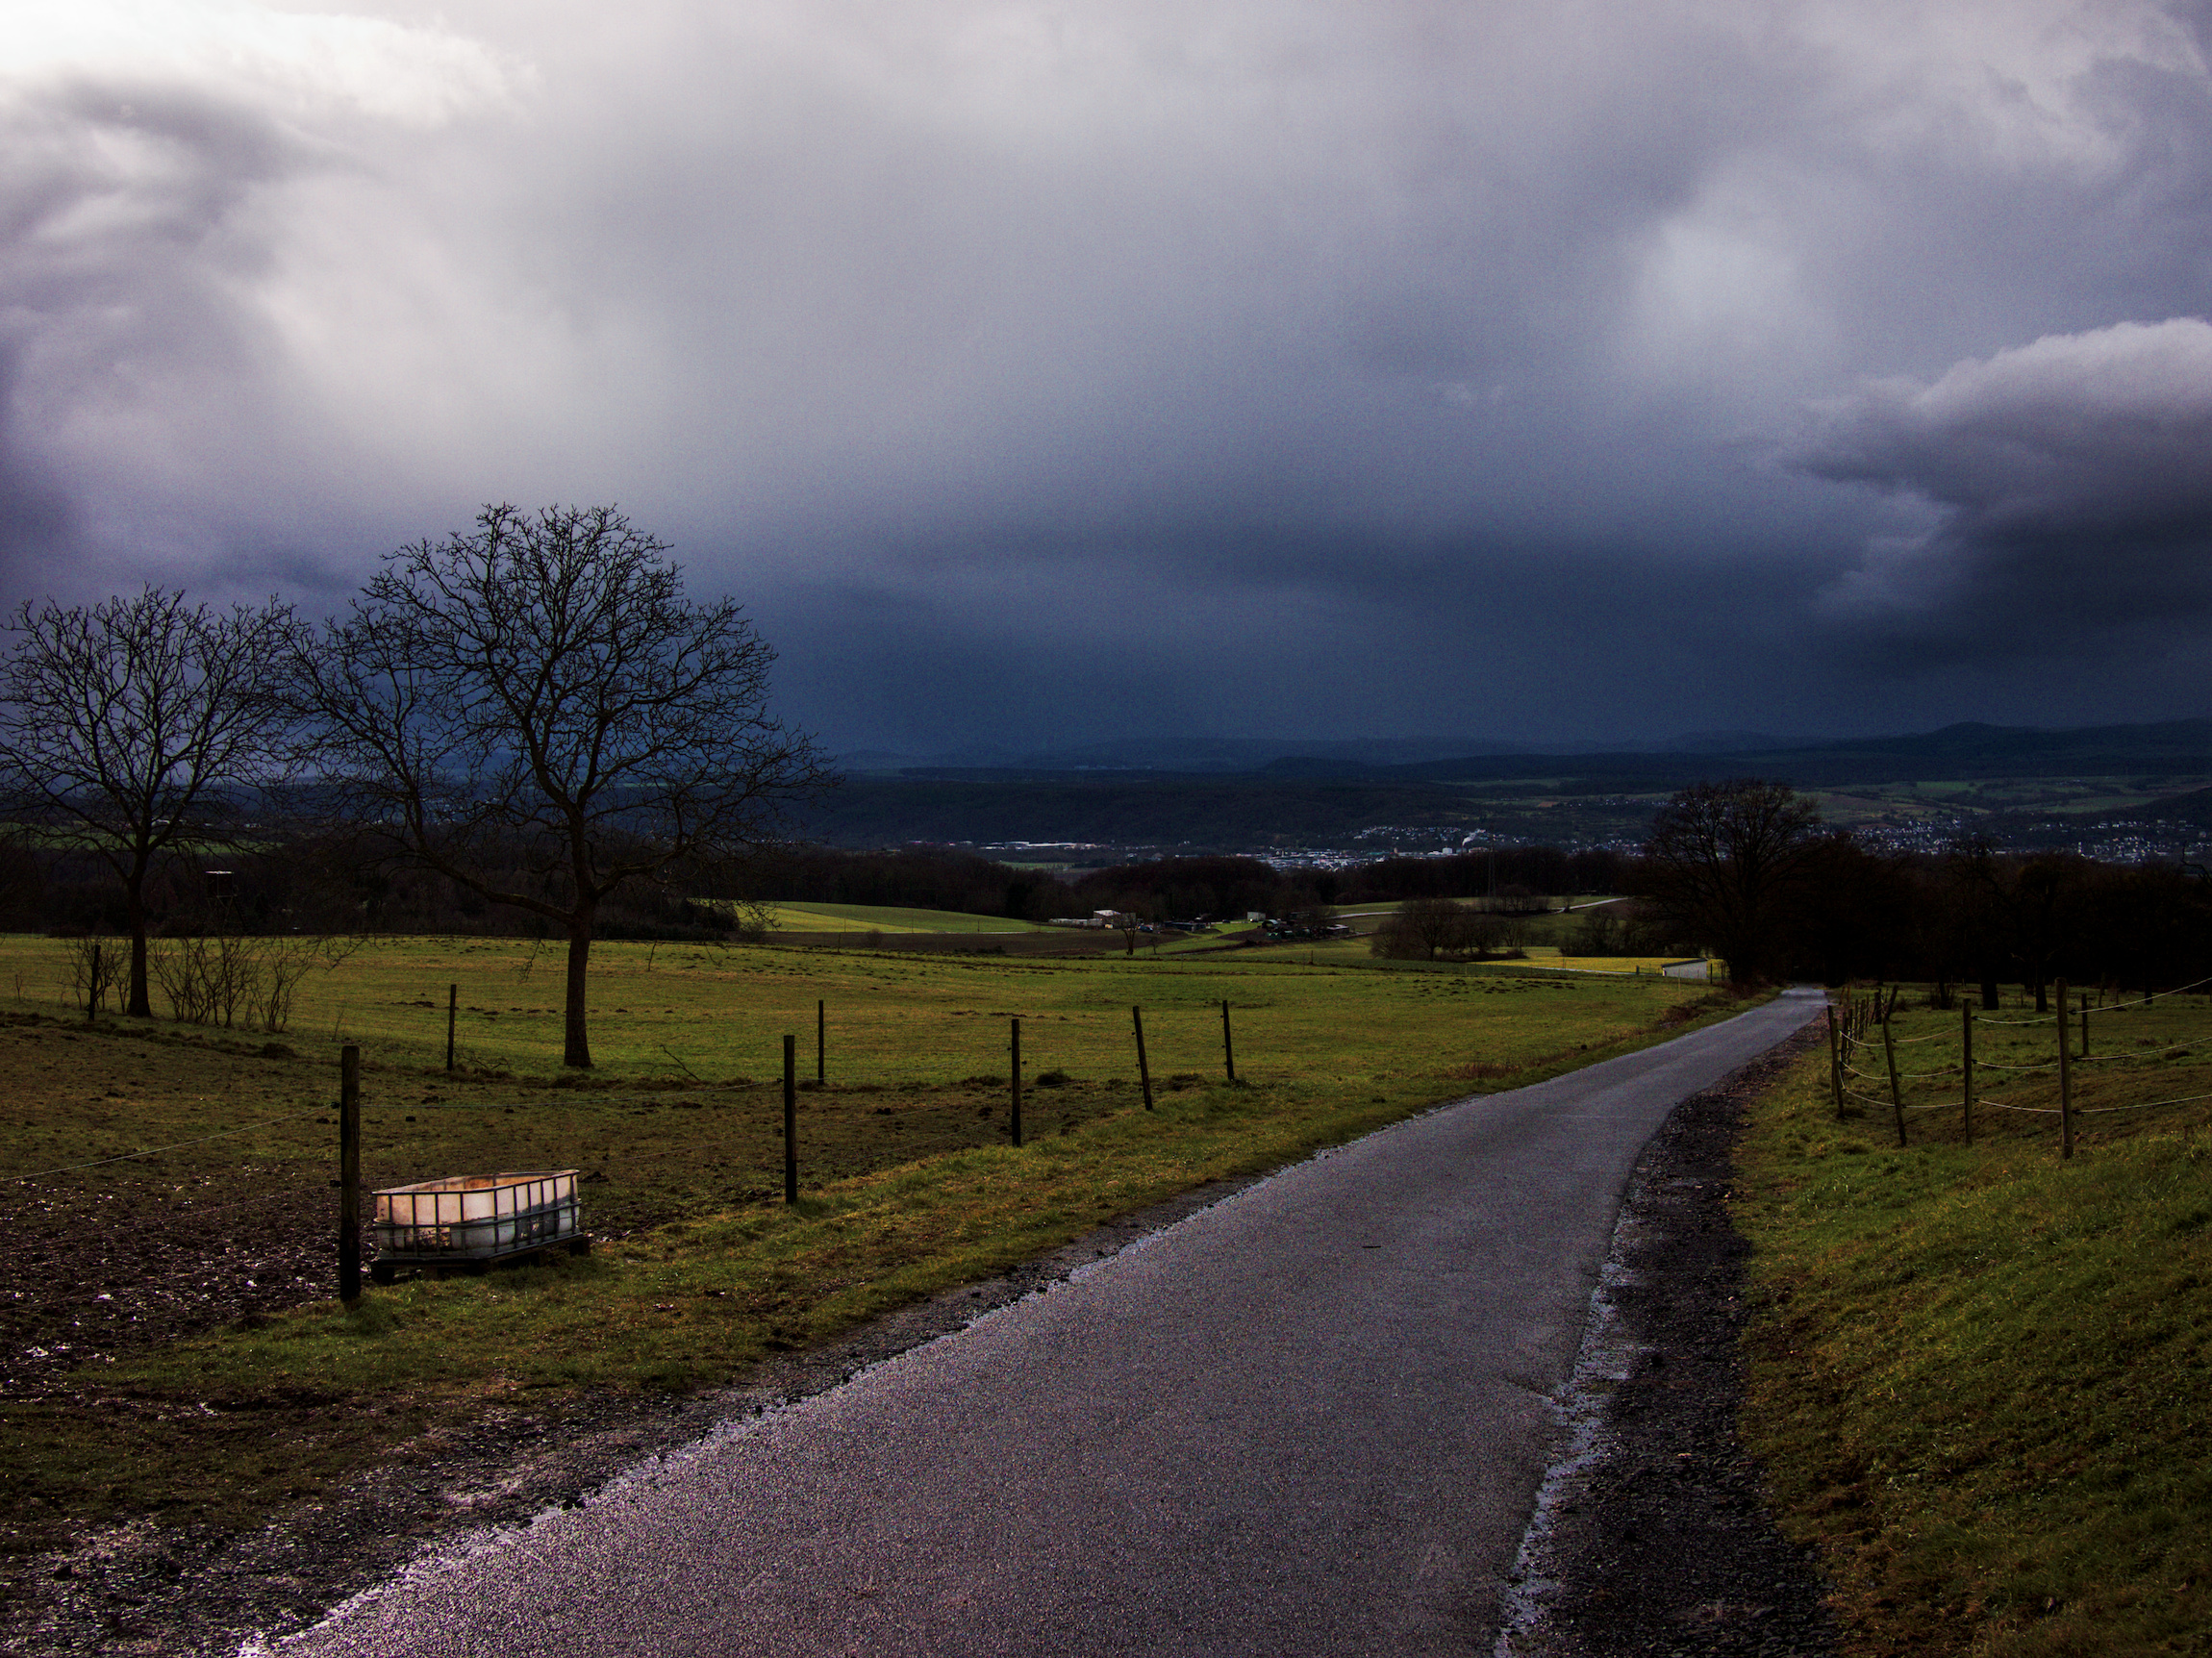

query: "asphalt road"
(280, 990), (1825, 1658)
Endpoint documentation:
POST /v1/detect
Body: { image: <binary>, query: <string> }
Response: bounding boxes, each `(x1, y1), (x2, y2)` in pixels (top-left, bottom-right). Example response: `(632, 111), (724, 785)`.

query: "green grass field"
(0, 932), (1747, 1571)
(757, 902), (1051, 934)
(0, 931), (1706, 1084)
(1736, 992), (2212, 1656)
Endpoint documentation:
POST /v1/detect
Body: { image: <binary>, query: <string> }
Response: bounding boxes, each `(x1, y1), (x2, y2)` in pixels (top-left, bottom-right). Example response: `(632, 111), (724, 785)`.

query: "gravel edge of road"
(1495, 1026), (1836, 1658)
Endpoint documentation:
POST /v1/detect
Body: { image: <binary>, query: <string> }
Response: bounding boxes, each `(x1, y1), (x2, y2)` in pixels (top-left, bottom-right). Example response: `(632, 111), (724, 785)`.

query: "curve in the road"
(279, 989), (1826, 1658)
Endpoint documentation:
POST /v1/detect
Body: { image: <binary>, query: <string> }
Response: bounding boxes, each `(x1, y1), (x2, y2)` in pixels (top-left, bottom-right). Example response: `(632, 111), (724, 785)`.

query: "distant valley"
(808, 718), (2212, 865)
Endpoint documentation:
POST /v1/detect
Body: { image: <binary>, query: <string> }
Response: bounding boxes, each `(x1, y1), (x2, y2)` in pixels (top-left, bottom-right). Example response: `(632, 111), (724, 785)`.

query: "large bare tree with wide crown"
(289, 503), (831, 1067)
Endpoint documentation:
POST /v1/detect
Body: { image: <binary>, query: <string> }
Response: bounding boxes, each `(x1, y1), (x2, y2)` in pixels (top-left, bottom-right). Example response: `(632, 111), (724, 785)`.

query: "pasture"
(0, 931), (1737, 1571)
(1738, 988), (2212, 1657)
(0, 929), (1698, 1085)
(754, 901), (1051, 934)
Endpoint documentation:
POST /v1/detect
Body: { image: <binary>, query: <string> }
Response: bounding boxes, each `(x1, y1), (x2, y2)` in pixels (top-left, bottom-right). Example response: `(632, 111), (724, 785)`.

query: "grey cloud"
(0, 348), (72, 590)
(7, 3), (2212, 744)
(1795, 318), (2212, 659)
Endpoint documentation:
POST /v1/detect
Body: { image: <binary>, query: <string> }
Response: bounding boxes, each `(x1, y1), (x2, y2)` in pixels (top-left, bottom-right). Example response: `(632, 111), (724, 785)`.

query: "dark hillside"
(796, 777), (1483, 848)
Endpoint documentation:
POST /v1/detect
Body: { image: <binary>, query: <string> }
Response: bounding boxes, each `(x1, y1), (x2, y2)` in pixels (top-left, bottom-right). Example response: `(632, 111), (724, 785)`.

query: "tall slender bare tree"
(289, 503), (831, 1067)
(0, 588), (299, 1017)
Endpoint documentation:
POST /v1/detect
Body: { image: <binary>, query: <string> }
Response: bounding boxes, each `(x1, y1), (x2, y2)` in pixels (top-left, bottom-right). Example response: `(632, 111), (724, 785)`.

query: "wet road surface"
(279, 990), (1825, 1658)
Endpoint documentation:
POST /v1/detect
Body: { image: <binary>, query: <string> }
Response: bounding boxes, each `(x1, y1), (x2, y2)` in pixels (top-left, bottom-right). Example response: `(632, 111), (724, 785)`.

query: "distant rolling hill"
(1379, 720), (2212, 789)
(797, 718), (2212, 850)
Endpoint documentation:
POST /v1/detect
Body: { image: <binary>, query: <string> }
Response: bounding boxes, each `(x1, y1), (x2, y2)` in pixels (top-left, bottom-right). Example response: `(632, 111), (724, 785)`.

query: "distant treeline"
(0, 835), (732, 944)
(1721, 838), (2212, 1001)
(13, 828), (2212, 997)
(751, 844), (1636, 923)
(0, 835), (1630, 942)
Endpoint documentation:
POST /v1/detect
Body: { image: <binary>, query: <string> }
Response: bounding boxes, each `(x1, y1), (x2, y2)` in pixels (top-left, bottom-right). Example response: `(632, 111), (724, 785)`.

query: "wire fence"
(0, 986), (1295, 1383)
(7, 1108), (326, 1183)
(0, 963), (1737, 1389)
(1821, 974), (2212, 1159)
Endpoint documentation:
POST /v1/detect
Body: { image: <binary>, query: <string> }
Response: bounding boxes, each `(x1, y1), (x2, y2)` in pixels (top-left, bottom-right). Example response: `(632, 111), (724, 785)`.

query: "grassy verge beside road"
(1735, 995), (2212, 1657)
(1, 935), (1746, 1574)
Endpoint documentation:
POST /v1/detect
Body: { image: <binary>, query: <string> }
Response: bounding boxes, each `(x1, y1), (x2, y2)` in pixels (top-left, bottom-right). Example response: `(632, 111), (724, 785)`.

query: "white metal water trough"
(367, 1169), (589, 1284)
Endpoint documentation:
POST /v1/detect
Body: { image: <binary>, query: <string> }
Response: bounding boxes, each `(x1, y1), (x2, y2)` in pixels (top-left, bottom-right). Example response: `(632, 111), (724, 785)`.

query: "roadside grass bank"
(1735, 1013), (2212, 1657)
(1, 939), (1750, 1579)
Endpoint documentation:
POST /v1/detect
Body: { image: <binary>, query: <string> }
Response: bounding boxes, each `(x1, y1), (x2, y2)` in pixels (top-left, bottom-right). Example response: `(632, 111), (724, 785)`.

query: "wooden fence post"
(88, 942), (101, 1023)
(1010, 1017), (1023, 1147)
(445, 983), (458, 1073)
(1221, 999), (1236, 1083)
(1132, 1005), (1154, 1111)
(1826, 1004), (1845, 1119)
(1961, 1001), (1974, 1145)
(1881, 1014), (1907, 1147)
(2055, 976), (2074, 1160)
(339, 1044), (362, 1304)
(2079, 991), (2090, 1058)
(783, 1034), (798, 1203)
(817, 999), (826, 1085)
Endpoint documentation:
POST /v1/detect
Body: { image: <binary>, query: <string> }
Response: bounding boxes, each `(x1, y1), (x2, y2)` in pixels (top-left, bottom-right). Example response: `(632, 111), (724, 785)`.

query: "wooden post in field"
(783, 1034), (798, 1203)
(1961, 1002), (1974, 1145)
(339, 1044), (362, 1304)
(445, 983), (458, 1073)
(1825, 1004), (1845, 1120)
(2055, 977), (2074, 1161)
(88, 942), (101, 1023)
(1010, 1017), (1023, 1147)
(2079, 991), (2090, 1058)
(817, 998), (825, 1085)
(1132, 1005), (1154, 1111)
(1881, 1015), (1907, 1147)
(1221, 999), (1237, 1083)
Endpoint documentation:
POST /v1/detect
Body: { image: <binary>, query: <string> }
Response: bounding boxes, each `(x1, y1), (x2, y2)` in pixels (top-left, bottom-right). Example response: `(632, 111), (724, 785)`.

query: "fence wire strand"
(1844, 1060), (1959, 1083)
(8, 1109), (326, 1183)
(2073, 972), (2212, 1012)
(2077, 1089), (2212, 1116)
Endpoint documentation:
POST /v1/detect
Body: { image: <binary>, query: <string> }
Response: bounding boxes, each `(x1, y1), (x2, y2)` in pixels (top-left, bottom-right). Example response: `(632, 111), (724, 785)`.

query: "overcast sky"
(6, 0), (2212, 754)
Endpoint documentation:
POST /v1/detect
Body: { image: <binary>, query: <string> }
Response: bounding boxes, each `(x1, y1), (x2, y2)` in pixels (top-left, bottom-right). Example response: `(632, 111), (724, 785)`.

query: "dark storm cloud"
(0, 336), (72, 577)
(7, 2), (2212, 743)
(0, 81), (306, 591)
(1793, 318), (2212, 662)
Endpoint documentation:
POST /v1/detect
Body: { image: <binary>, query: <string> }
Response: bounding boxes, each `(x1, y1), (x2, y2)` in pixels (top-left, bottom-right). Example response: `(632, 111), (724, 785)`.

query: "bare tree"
(0, 589), (298, 1017)
(1636, 778), (1822, 984)
(1370, 894), (1477, 960)
(288, 504), (831, 1067)
(1111, 898), (1162, 956)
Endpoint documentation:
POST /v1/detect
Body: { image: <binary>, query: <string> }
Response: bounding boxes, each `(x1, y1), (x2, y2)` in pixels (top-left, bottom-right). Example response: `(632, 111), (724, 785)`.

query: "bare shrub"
(256, 935), (361, 1034)
(64, 936), (127, 1017)
(149, 929), (360, 1032)
(1370, 897), (1526, 961)
(1370, 896), (1477, 960)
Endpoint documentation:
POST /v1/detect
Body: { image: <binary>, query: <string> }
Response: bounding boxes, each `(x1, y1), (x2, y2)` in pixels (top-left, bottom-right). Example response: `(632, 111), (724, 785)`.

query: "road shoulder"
(1497, 1026), (1836, 1657)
